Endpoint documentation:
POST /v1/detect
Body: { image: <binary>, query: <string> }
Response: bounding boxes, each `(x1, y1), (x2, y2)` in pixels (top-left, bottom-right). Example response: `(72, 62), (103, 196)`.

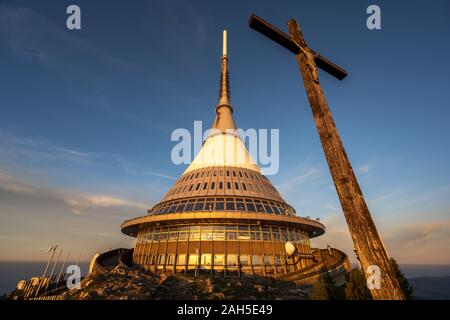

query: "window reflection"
(150, 196), (297, 216)
(139, 224), (309, 245)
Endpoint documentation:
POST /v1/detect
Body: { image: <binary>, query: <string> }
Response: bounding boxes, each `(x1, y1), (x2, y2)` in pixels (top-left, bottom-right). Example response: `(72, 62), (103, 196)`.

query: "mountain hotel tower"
(121, 31), (349, 278)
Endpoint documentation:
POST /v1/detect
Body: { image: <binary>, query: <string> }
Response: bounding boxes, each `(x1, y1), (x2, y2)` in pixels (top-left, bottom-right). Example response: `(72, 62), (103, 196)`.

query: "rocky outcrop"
(64, 265), (308, 300)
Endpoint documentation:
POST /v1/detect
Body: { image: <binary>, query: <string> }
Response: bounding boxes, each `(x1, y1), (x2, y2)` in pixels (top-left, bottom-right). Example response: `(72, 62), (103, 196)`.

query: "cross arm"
(248, 14), (348, 80)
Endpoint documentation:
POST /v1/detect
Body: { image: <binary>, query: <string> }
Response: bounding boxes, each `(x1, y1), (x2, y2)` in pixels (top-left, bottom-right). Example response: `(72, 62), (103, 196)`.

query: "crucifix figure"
(249, 14), (404, 300)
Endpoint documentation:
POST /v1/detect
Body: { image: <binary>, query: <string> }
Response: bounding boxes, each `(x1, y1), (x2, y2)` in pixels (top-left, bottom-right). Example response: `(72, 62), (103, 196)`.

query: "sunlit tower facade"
(121, 31), (332, 276)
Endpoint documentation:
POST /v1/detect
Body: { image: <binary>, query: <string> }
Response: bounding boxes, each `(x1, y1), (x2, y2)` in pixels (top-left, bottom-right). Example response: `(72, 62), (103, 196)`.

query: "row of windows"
(135, 253), (286, 267)
(181, 169), (266, 182)
(166, 179), (279, 198)
(149, 196), (294, 215)
(137, 224), (309, 243)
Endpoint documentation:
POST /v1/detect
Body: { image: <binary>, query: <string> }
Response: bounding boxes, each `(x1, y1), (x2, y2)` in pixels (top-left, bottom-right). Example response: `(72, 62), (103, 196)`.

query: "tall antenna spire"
(212, 30), (236, 132)
(222, 30), (227, 57)
(218, 30), (231, 107)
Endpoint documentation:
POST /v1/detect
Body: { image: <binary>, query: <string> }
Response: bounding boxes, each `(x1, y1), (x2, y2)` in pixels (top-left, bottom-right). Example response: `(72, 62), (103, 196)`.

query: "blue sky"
(1, 0), (450, 264)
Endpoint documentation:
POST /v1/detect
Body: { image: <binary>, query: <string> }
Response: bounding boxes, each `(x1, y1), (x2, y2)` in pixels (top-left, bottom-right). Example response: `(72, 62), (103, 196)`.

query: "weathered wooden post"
(249, 14), (404, 300)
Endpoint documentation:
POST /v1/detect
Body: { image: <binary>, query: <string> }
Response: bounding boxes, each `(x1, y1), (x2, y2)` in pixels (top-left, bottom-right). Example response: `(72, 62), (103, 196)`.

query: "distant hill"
(409, 276), (450, 300)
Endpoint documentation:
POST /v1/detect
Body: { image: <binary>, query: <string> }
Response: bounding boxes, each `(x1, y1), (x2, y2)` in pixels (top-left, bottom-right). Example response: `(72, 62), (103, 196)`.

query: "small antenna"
(222, 30), (227, 57)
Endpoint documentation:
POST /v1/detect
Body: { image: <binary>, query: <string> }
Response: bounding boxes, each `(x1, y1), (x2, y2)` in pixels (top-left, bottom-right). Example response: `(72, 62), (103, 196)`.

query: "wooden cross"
(249, 14), (405, 300)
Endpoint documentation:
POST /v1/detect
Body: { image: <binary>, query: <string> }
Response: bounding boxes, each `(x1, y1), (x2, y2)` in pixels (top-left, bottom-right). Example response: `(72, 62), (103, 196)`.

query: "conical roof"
(148, 31), (295, 217)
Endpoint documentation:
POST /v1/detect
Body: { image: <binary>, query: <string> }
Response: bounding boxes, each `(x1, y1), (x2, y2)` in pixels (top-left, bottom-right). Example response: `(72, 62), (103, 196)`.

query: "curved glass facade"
(133, 222), (314, 275)
(148, 196), (296, 216)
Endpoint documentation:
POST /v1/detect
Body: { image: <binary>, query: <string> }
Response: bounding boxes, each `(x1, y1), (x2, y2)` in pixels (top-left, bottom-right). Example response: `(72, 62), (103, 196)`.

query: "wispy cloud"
(65, 194), (147, 215)
(0, 169), (147, 217)
(357, 162), (375, 174)
(0, 131), (91, 165)
(277, 167), (324, 195)
(312, 206), (450, 265)
(54, 147), (88, 158)
(121, 161), (176, 180)
(0, 131), (175, 182)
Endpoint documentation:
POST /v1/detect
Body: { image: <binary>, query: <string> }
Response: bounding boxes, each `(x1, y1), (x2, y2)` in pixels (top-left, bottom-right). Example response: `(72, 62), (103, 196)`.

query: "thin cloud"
(0, 131), (175, 183)
(277, 167), (324, 195)
(357, 162), (375, 174)
(0, 131), (91, 165)
(54, 147), (88, 158)
(0, 169), (147, 217)
(65, 195), (147, 215)
(121, 161), (176, 180)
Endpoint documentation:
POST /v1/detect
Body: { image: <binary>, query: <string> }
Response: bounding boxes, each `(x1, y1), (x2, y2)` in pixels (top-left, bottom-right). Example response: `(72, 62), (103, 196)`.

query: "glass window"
(255, 203), (265, 212)
(211, 182), (215, 189)
(238, 225), (249, 231)
(188, 254), (198, 265)
(226, 231), (237, 240)
(201, 254), (212, 266)
(242, 183), (247, 190)
(215, 201), (224, 210)
(226, 201), (235, 211)
(251, 231), (261, 240)
(236, 202), (245, 211)
(201, 227), (213, 241)
(246, 203), (256, 211)
(219, 182), (223, 189)
(226, 254), (237, 266)
(212, 225), (225, 240)
(214, 254), (224, 266)
(227, 182), (231, 189)
(168, 230), (178, 241)
(203, 183), (208, 190)
(272, 205), (281, 215)
(185, 203), (194, 211)
(234, 182), (239, 190)
(272, 229), (281, 241)
(264, 205), (273, 213)
(204, 202), (213, 211)
(178, 231), (188, 241)
(159, 232), (168, 241)
(189, 226), (201, 240)
(252, 255), (260, 265)
(167, 254), (175, 265)
(262, 232), (271, 241)
(158, 255), (165, 265)
(239, 255), (249, 266)
(264, 256), (272, 265)
(274, 255), (281, 264)
(238, 231), (250, 240)
(281, 230), (288, 241)
(177, 254), (186, 265)
(194, 201), (204, 211)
